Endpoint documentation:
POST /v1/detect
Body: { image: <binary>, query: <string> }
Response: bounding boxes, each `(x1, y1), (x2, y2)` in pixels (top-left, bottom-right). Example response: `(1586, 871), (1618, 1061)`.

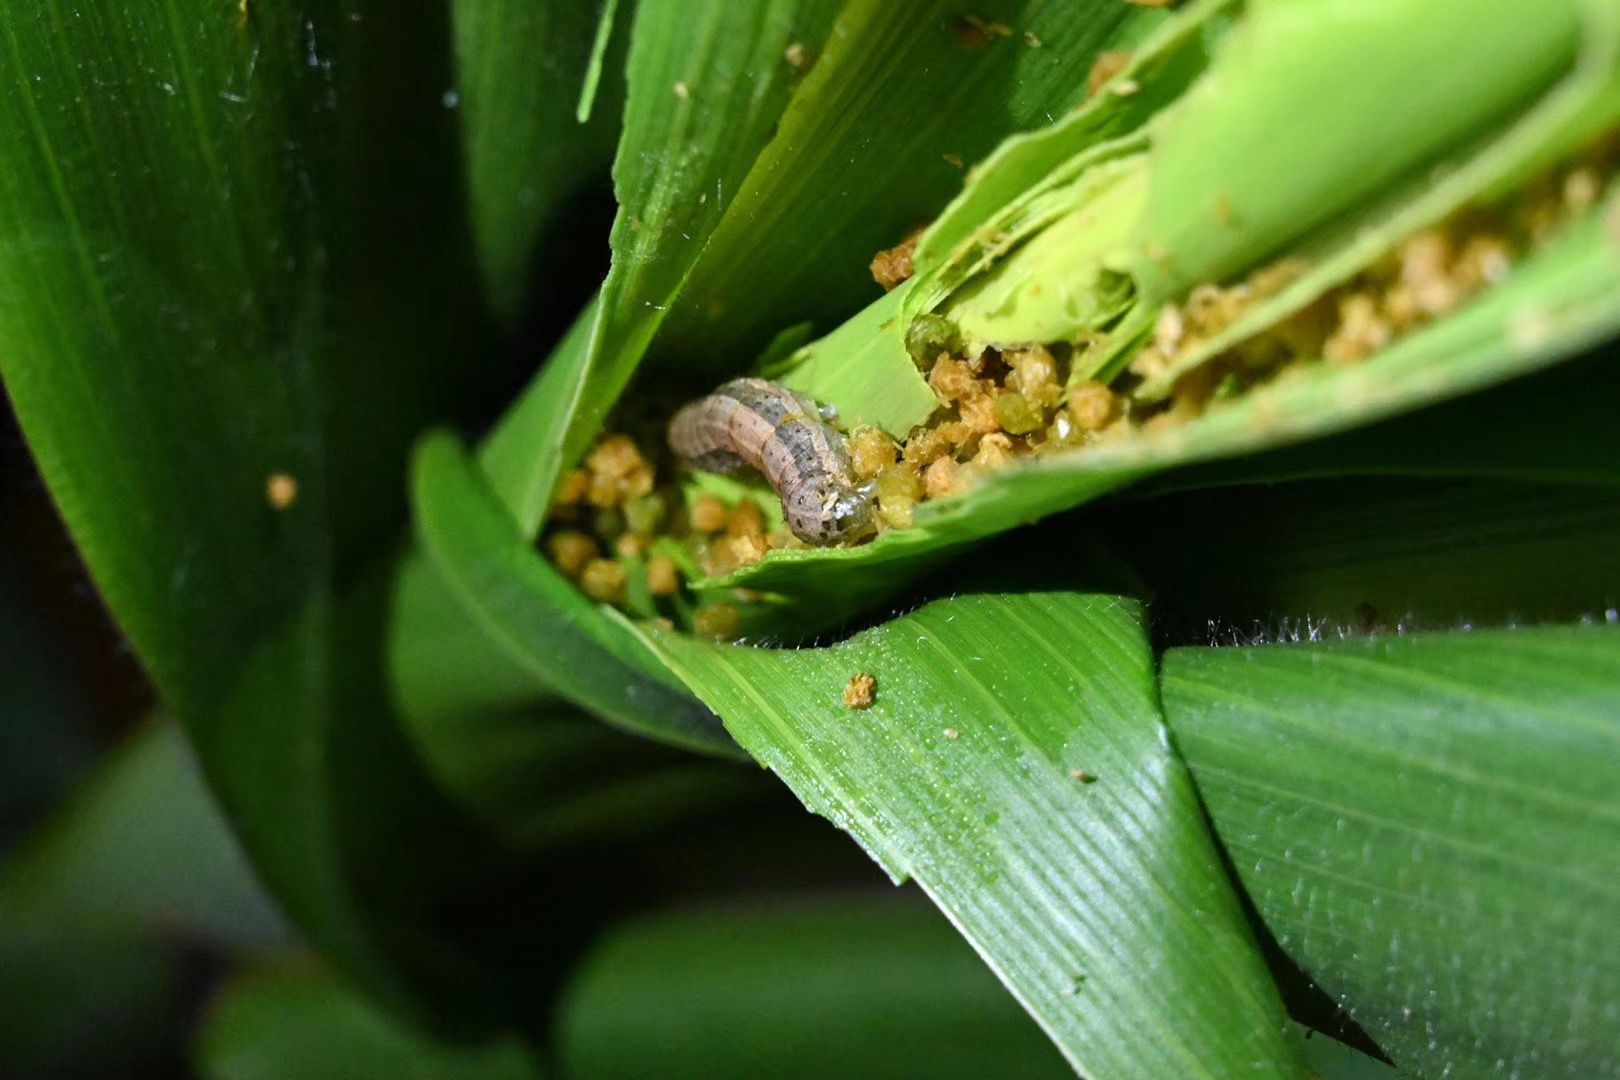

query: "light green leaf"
(643, 590), (1304, 1077)
(0, 0), (485, 999)
(1163, 624), (1620, 1078)
(556, 898), (1070, 1079)
(776, 284), (934, 438)
(197, 963), (542, 1080)
(1132, 0), (1584, 303)
(576, 0), (621, 124)
(478, 297), (601, 540)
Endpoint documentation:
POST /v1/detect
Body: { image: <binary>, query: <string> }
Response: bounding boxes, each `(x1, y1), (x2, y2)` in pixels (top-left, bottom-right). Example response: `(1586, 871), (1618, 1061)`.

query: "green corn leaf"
(653, 0), (1172, 369)
(557, 898), (1401, 1079)
(479, 297), (602, 540)
(725, 185), (1620, 619)
(642, 590), (1305, 1077)
(453, 0), (622, 320)
(0, 0), (490, 1003)
(197, 963), (544, 1080)
(555, 899), (1073, 1079)
(1163, 623), (1620, 1078)
(0, 719), (287, 951)
(411, 430), (733, 756)
(552, 0), (841, 504)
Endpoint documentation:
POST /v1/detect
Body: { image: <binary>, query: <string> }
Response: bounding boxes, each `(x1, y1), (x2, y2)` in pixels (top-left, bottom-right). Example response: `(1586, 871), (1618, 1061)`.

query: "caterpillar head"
(785, 482), (876, 545)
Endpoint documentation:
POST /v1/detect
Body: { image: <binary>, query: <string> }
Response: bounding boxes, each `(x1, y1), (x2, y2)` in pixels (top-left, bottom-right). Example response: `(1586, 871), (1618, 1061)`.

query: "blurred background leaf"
(197, 961), (543, 1080)
(0, 716), (288, 1078)
(554, 898), (1071, 1079)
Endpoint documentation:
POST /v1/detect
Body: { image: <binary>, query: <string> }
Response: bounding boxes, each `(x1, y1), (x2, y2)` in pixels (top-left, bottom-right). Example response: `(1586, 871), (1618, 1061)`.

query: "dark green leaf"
(0, 0), (491, 1002)
(0, 924), (180, 1079)
(453, 0), (622, 319)
(1107, 478), (1620, 646)
(1, 719), (288, 951)
(1139, 344), (1620, 495)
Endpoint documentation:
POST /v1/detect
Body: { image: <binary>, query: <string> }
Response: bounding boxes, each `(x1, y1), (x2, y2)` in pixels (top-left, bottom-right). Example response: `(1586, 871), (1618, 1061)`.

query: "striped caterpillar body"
(668, 378), (876, 545)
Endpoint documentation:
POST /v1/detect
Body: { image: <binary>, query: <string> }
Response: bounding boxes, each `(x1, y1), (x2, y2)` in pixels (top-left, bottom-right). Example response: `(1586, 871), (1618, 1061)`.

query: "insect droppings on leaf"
(843, 673), (876, 709)
(870, 226), (926, 292)
(265, 472), (298, 510)
(1085, 51), (1132, 98)
(950, 15), (1012, 51)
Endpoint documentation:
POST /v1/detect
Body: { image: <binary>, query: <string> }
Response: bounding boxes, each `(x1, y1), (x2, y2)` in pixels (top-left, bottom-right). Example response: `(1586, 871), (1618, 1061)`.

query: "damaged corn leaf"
(641, 591), (1305, 1078)
(1130, 0), (1619, 399)
(708, 0), (1620, 619)
(728, 197), (1620, 611)
(909, 0), (1239, 281)
(536, 0), (841, 527)
(1162, 624), (1620, 1078)
(653, 0), (1174, 369)
(497, 0), (1186, 540)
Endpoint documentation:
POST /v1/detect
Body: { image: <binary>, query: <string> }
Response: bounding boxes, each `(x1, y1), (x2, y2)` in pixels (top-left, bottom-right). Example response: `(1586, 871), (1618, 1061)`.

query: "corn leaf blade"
(643, 590), (1305, 1077)
(0, 0), (488, 1002)
(1163, 624), (1620, 1077)
(411, 431), (733, 756)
